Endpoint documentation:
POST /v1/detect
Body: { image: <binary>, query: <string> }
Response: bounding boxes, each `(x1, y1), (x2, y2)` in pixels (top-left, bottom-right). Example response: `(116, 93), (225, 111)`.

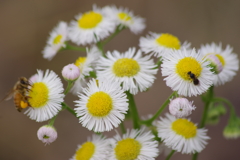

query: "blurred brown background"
(0, 0), (240, 160)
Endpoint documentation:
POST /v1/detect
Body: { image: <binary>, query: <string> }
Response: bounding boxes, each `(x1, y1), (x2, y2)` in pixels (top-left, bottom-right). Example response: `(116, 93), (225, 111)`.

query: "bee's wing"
(0, 89), (15, 102)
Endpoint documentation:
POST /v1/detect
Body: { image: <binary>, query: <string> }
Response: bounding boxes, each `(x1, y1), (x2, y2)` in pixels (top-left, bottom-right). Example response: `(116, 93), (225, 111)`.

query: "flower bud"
(205, 54), (223, 74)
(223, 123), (240, 139)
(62, 63), (80, 81)
(169, 97), (196, 118)
(37, 125), (58, 145)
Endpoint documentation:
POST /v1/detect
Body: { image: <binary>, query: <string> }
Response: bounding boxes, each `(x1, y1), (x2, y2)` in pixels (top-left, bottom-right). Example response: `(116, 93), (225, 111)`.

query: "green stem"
(126, 91), (140, 129)
(166, 150), (175, 160)
(193, 86), (214, 160)
(61, 42), (86, 52)
(102, 25), (126, 45)
(62, 102), (77, 117)
(94, 132), (102, 136)
(193, 102), (210, 160)
(120, 122), (126, 134)
(192, 153), (198, 160)
(84, 71), (97, 79)
(200, 100), (211, 128)
(95, 25), (125, 57)
(96, 41), (105, 57)
(142, 92), (175, 126)
(212, 97), (236, 118)
(64, 81), (74, 95)
(155, 59), (162, 69)
(48, 115), (57, 126)
(200, 86), (214, 128)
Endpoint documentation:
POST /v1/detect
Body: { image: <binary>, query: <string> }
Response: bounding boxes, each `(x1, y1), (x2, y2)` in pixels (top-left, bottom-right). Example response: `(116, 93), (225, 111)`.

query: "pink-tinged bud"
(37, 125), (57, 145)
(62, 63), (80, 81)
(169, 97), (196, 118)
(205, 54), (223, 74)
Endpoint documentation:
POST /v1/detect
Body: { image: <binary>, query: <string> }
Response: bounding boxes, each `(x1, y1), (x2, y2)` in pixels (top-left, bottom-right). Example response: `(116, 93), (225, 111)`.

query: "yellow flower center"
(74, 142), (95, 160)
(118, 12), (132, 22)
(172, 119), (197, 139)
(28, 82), (49, 108)
(75, 57), (87, 72)
(156, 33), (181, 49)
(115, 138), (141, 160)
(53, 35), (62, 44)
(78, 11), (103, 29)
(87, 91), (113, 117)
(176, 57), (202, 81)
(215, 54), (225, 66)
(113, 58), (140, 77)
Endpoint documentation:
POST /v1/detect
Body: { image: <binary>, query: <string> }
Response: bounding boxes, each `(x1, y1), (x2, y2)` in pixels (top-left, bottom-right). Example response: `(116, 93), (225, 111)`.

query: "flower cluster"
(4, 4), (240, 160)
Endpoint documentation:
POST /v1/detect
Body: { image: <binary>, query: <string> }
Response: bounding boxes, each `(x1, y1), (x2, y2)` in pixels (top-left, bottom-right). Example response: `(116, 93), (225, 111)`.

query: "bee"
(1, 77), (32, 112)
(187, 71), (199, 85)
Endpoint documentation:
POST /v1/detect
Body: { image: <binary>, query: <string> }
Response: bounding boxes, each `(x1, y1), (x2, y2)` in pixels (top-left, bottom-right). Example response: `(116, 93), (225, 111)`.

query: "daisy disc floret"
(199, 43), (239, 86)
(68, 5), (116, 45)
(74, 79), (128, 132)
(97, 47), (158, 95)
(70, 135), (110, 160)
(109, 128), (159, 160)
(157, 114), (210, 154)
(42, 21), (68, 60)
(103, 5), (145, 34)
(25, 70), (64, 122)
(161, 48), (214, 97)
(139, 32), (191, 58)
(37, 125), (57, 145)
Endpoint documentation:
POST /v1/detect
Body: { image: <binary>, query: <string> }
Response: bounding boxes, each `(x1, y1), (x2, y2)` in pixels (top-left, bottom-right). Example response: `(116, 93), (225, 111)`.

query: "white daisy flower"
(74, 79), (128, 132)
(161, 48), (214, 97)
(97, 47), (158, 95)
(109, 128), (159, 160)
(71, 46), (101, 95)
(68, 5), (116, 45)
(199, 43), (239, 86)
(42, 21), (68, 60)
(37, 125), (57, 145)
(169, 97), (196, 118)
(102, 5), (145, 34)
(139, 32), (191, 58)
(157, 114), (210, 154)
(25, 70), (64, 122)
(70, 134), (111, 160)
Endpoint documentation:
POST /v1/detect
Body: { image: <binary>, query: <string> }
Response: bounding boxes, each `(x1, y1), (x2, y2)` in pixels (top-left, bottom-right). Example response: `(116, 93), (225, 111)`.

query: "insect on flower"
(1, 77), (32, 112)
(187, 71), (199, 85)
